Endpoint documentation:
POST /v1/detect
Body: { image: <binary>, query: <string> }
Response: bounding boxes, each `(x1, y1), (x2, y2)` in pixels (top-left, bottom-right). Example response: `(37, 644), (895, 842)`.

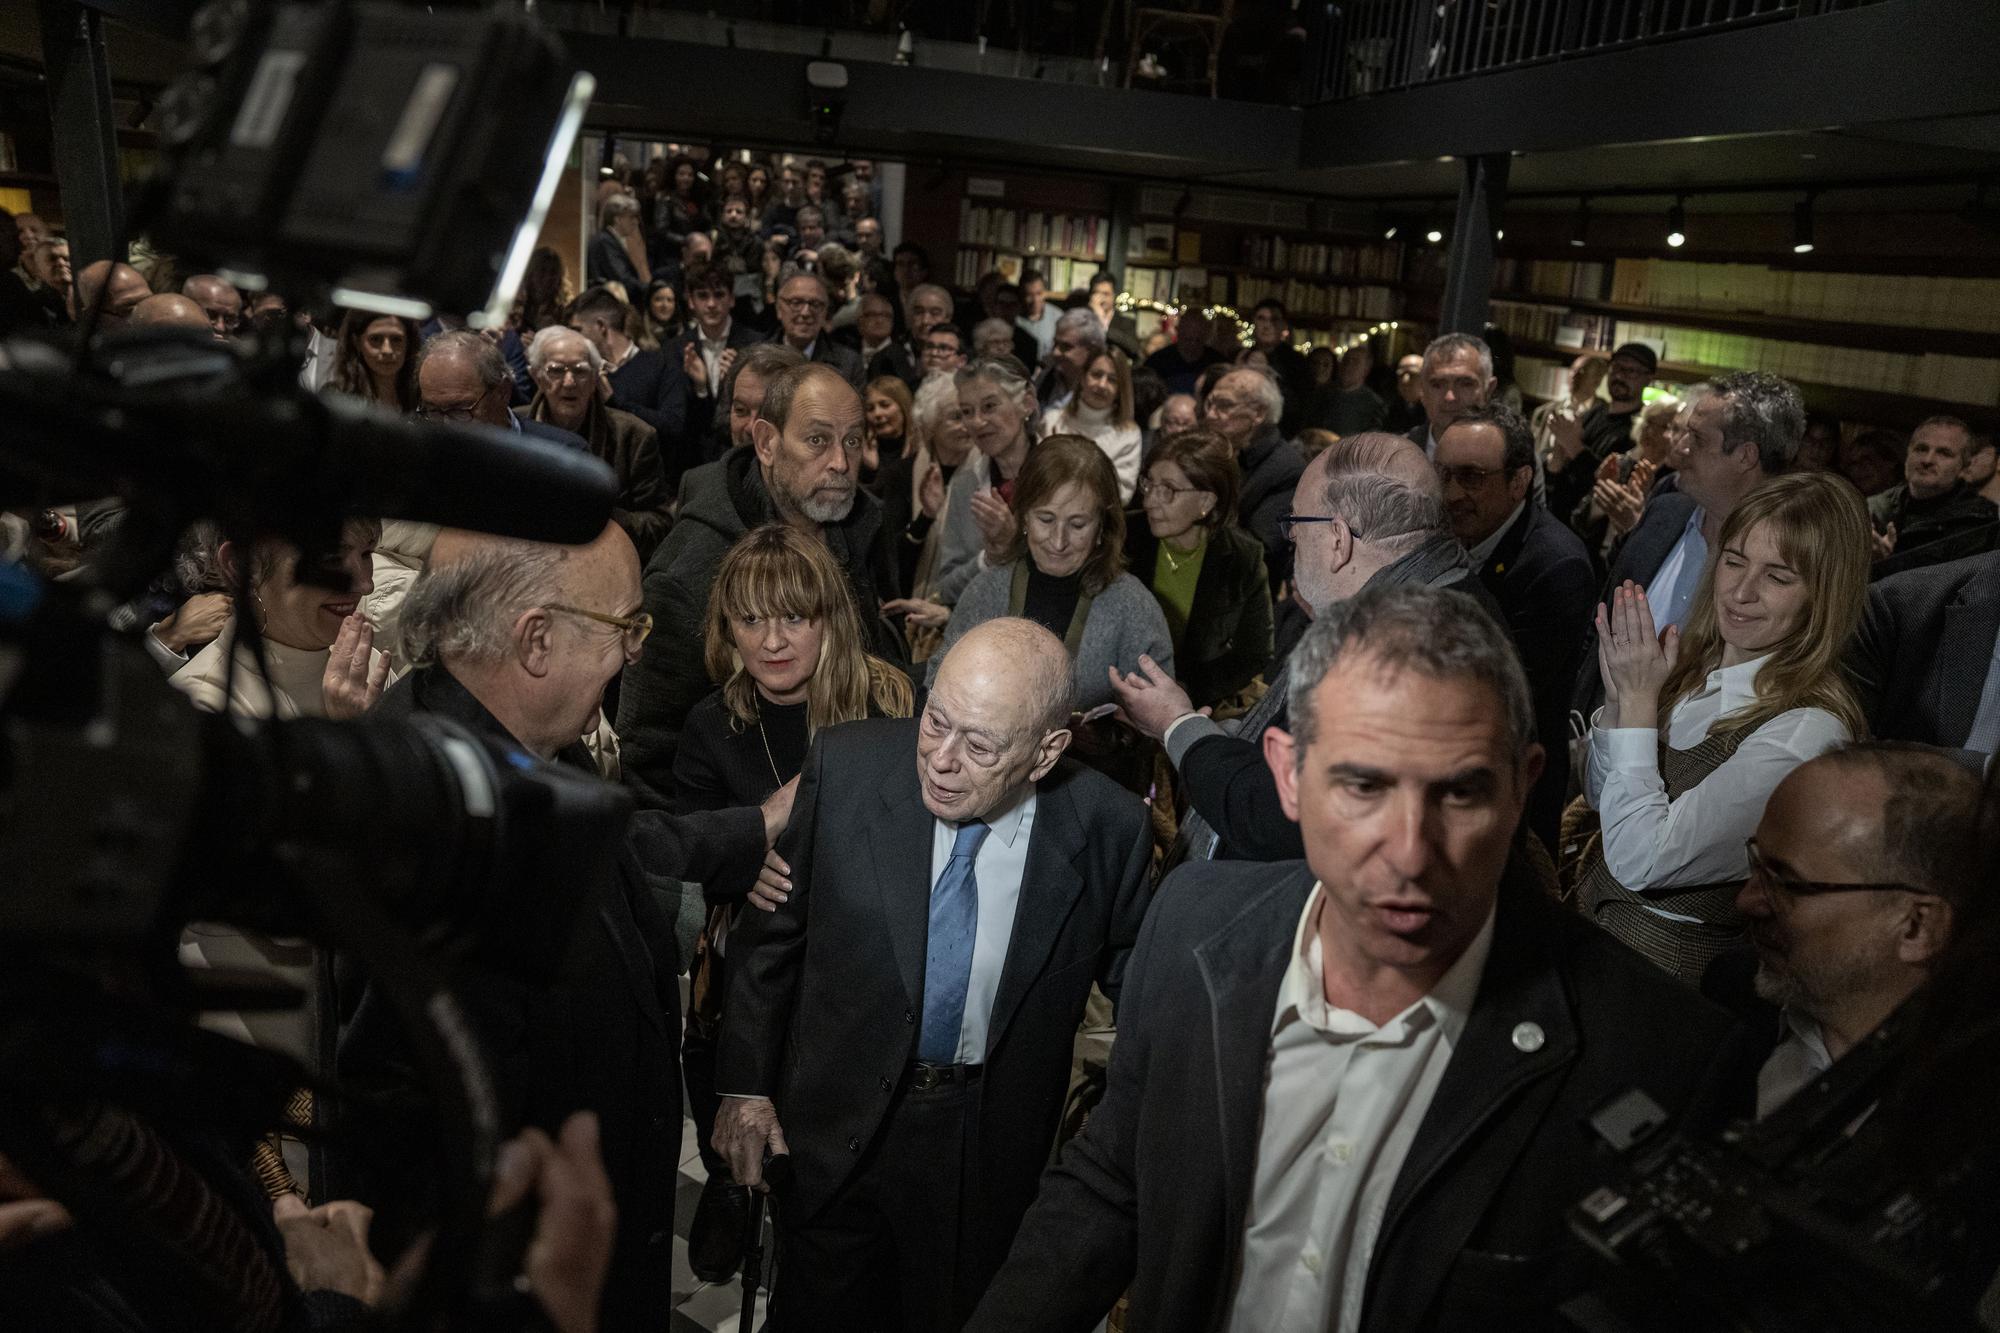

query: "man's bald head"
(182, 275), (243, 338)
(75, 260), (151, 325)
(128, 292), (212, 331)
(1289, 431), (1449, 616)
(917, 617), (1074, 822)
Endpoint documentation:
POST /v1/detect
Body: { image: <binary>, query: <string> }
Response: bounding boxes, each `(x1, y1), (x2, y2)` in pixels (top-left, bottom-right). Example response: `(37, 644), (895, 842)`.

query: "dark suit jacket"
(968, 859), (1741, 1333)
(1178, 545), (1505, 862)
(1126, 521), (1273, 710)
(717, 716), (1155, 1246)
(867, 337), (923, 391)
(515, 414), (588, 452)
(1846, 548), (2000, 749)
(1236, 425), (1306, 589)
(1571, 480), (1701, 718)
(336, 666), (765, 1329)
(669, 323), (767, 471)
(606, 346), (689, 449)
(527, 395), (673, 564)
(802, 335), (865, 389)
(1478, 501), (1597, 850)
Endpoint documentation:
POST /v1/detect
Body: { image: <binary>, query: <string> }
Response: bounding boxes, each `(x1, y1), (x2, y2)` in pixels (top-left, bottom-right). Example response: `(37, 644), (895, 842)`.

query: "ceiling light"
(1384, 224), (1399, 240)
(1570, 197), (1590, 249)
(1793, 195), (1816, 254)
(1666, 196), (1686, 249)
(1425, 226), (1443, 244)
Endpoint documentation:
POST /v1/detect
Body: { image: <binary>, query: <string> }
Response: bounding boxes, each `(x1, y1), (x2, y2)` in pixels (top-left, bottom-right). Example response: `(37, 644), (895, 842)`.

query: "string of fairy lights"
(1115, 292), (1402, 356)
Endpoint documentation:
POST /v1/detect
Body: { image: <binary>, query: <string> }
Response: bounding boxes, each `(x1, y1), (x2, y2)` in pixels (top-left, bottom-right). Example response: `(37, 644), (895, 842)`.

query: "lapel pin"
(1511, 1021), (1545, 1053)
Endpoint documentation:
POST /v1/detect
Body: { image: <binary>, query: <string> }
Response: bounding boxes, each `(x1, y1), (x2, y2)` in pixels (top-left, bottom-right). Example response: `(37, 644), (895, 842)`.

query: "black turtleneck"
(1021, 565), (1084, 641)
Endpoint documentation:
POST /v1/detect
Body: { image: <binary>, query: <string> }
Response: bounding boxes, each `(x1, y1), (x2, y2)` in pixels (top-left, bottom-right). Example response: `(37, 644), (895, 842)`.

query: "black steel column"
(1437, 152), (1508, 335)
(1105, 181), (1138, 288)
(39, 0), (126, 266)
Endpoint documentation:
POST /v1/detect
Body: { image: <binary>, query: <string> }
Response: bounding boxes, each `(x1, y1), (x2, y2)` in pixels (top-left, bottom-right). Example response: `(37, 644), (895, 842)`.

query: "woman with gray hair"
(876, 374), (976, 655)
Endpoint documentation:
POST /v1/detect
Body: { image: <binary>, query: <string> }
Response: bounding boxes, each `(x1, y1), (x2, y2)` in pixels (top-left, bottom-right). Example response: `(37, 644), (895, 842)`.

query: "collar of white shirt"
(1467, 501), (1526, 567)
(1756, 1006), (1832, 1119)
(1695, 651), (1777, 717)
(1277, 884), (1497, 1044)
(938, 782), (1035, 849)
(700, 319), (732, 348)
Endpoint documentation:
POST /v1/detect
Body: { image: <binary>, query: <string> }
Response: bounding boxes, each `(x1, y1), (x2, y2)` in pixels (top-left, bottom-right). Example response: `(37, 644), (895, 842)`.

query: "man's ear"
(1264, 726), (1303, 824)
(514, 607), (556, 678)
(1900, 897), (1954, 967)
(1508, 466), (1533, 505)
(751, 416), (781, 469)
(1516, 743), (1547, 807)
(1326, 517), (1355, 577)
(1484, 375), (1499, 402)
(1028, 726), (1072, 782)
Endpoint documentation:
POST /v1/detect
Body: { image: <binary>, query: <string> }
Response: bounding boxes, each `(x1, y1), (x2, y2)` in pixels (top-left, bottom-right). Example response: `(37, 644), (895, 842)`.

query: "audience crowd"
(5, 148), (1999, 1333)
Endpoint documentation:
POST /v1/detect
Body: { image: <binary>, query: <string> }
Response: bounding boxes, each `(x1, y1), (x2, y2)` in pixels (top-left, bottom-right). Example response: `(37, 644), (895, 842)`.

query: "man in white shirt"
(1015, 268), (1060, 357)
(1736, 743), (1978, 1119)
(714, 618), (1153, 1331)
(970, 583), (1740, 1333)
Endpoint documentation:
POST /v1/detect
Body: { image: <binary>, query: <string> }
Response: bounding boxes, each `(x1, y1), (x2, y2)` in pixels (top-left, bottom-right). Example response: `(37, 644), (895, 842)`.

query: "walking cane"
(739, 1152), (792, 1331)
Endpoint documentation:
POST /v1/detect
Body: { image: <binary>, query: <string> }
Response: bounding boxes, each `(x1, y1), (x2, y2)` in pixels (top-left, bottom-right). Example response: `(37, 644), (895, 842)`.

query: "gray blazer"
(930, 453), (995, 607)
(928, 565), (1174, 713)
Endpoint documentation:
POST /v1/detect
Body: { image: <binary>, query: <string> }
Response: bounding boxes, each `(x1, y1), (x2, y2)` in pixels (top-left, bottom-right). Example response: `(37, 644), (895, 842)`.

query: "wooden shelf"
(1511, 339), (2000, 430)
(1491, 243), (2000, 280)
(1490, 292), (2000, 359)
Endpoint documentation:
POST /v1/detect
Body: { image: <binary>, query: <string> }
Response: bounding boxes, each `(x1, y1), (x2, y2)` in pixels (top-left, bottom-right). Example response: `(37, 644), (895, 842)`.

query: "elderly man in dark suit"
(970, 584), (1740, 1333)
(772, 267), (864, 389)
(1436, 403), (1595, 852)
(715, 617), (1154, 1331)
(1846, 548), (2000, 756)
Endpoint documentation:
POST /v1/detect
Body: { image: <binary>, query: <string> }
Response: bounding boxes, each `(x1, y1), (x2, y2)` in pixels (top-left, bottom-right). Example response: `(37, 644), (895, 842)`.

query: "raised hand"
(322, 613), (390, 720)
(1871, 521), (1898, 561)
(918, 463), (947, 519)
(969, 488), (1016, 562)
(1594, 581), (1679, 729)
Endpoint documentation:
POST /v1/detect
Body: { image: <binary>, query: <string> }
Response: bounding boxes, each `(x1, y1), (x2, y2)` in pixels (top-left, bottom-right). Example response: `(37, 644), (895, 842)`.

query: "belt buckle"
(910, 1063), (947, 1091)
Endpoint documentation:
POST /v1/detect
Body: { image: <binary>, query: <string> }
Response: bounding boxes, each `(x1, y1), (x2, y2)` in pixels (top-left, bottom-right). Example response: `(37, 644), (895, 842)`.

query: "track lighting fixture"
(1569, 197), (1590, 249)
(1666, 196), (1686, 249)
(1792, 194), (1816, 254)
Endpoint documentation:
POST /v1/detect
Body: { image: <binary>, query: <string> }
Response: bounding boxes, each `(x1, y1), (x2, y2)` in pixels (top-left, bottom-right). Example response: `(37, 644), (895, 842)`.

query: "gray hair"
(1286, 583), (1534, 762)
(777, 266), (832, 303)
(416, 328), (509, 391)
(1219, 366), (1284, 426)
(972, 317), (1013, 347)
(598, 192), (640, 231)
(1053, 307), (1105, 352)
(1319, 433), (1448, 556)
(1710, 370), (1805, 475)
(526, 325), (603, 378)
(912, 370), (963, 433)
(1422, 332), (1494, 382)
(400, 541), (572, 668)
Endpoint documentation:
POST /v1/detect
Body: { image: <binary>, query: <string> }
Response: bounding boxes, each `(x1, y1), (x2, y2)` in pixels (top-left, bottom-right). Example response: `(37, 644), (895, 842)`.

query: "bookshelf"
(955, 201), (1109, 293)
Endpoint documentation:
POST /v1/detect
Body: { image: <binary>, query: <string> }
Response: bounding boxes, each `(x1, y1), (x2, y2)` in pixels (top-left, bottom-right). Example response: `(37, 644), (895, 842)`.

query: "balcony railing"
(1302, 0), (1892, 104)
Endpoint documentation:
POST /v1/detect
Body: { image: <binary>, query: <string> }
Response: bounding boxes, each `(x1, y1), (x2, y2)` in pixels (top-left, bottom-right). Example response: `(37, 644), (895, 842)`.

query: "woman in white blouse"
(1040, 346), (1143, 503)
(1578, 470), (1871, 981)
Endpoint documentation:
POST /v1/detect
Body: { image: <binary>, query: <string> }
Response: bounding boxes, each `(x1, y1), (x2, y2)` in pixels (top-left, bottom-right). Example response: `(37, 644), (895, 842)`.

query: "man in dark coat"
(1203, 365), (1305, 588)
(773, 268), (864, 389)
(970, 584), (1740, 1333)
(1438, 405), (1596, 851)
(1866, 415), (1997, 572)
(617, 364), (902, 806)
(525, 326), (673, 564)
(1846, 548), (2000, 755)
(571, 285), (689, 448)
(332, 523), (785, 1331)
(715, 619), (1154, 1330)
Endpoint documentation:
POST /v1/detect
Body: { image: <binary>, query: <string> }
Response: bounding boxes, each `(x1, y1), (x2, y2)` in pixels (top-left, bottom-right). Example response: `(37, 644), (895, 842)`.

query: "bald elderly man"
(338, 522), (795, 1331)
(716, 617), (1154, 1331)
(128, 292), (211, 331)
(73, 260), (151, 327)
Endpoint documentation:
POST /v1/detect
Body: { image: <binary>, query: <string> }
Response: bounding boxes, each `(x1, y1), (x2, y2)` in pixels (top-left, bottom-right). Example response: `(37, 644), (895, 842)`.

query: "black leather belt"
(907, 1061), (982, 1091)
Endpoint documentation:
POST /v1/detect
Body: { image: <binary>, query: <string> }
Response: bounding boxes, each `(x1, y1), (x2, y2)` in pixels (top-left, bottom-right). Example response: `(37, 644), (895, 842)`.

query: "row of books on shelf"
(1489, 300), (1618, 351)
(1491, 258), (1611, 302)
(1612, 320), (2000, 406)
(1237, 237), (1405, 281)
(957, 203), (1107, 260)
(951, 249), (1102, 294)
(1608, 259), (2000, 333)
(1209, 276), (1399, 320)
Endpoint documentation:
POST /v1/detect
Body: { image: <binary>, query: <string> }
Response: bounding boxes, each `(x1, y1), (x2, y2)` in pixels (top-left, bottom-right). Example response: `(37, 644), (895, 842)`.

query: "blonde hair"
(1659, 471), (1869, 738)
(1060, 347), (1136, 430)
(703, 524), (913, 733)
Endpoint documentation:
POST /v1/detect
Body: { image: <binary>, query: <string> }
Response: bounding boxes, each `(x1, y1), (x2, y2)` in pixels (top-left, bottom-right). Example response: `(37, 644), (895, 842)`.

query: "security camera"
(806, 60), (846, 146)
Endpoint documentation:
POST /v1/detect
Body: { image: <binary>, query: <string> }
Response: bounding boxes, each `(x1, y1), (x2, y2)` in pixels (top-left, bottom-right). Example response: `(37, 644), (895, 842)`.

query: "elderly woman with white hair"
(878, 372), (977, 658)
(524, 323), (674, 563)
(1200, 364), (1304, 586)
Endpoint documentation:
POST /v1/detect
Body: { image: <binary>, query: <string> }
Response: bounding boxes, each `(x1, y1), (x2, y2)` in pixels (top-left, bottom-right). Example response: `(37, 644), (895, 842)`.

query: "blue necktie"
(919, 820), (990, 1064)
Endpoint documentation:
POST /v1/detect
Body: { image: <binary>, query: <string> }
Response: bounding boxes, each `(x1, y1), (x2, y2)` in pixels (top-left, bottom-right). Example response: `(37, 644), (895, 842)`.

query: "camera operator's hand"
(714, 1097), (789, 1192)
(274, 1195), (385, 1307)
(490, 1113), (617, 1333)
(151, 592), (232, 656)
(322, 614), (390, 720)
(760, 774), (799, 848)
(0, 1153), (72, 1251)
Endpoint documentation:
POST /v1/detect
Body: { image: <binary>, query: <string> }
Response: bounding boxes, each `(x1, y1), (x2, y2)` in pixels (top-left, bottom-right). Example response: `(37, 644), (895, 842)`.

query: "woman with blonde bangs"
(1041, 346), (1143, 502)
(671, 523), (914, 1280)
(1576, 470), (1872, 982)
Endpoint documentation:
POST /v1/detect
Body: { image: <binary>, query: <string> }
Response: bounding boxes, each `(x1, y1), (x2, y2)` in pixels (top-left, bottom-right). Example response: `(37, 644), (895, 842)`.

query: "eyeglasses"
(923, 342), (963, 357)
(1743, 838), (1927, 899)
(546, 603), (654, 648)
(1138, 478), (1210, 503)
(543, 362), (596, 383)
(1433, 462), (1511, 490)
(1205, 395), (1252, 416)
(778, 297), (828, 314)
(1278, 514), (1338, 543)
(414, 384), (497, 423)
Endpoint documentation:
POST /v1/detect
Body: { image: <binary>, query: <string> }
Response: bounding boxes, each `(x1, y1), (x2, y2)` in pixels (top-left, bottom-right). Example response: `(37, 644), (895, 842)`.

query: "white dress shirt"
(1643, 507), (1709, 632)
(1467, 500), (1526, 567)
(1756, 1009), (1832, 1119)
(929, 788), (1037, 1065)
(1585, 654), (1850, 917)
(694, 319), (734, 395)
(1224, 885), (1495, 1333)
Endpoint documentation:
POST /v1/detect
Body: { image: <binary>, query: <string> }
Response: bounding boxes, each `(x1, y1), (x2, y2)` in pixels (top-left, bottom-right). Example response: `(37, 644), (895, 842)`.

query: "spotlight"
(1570, 197), (1591, 248)
(1384, 224), (1399, 240)
(1666, 196), (1686, 249)
(1793, 195), (1816, 254)
(1425, 227), (1443, 244)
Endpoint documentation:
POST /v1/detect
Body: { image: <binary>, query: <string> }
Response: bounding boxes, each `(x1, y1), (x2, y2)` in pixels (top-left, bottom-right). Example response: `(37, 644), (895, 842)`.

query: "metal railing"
(1302, 0), (1892, 104)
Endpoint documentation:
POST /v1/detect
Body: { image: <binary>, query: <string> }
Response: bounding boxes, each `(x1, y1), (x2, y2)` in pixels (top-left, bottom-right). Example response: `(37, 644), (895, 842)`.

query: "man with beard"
(1728, 742), (1979, 1119)
(618, 363), (902, 804)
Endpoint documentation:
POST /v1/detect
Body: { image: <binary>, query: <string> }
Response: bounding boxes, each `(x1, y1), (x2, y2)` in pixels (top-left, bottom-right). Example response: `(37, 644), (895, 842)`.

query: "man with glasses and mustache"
(526, 326), (674, 563)
(619, 363), (904, 805)
(1726, 742), (1979, 1120)
(774, 267), (864, 390)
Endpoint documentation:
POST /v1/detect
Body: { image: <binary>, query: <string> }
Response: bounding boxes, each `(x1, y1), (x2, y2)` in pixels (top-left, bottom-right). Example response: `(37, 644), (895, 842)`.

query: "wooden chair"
(1122, 0), (1236, 97)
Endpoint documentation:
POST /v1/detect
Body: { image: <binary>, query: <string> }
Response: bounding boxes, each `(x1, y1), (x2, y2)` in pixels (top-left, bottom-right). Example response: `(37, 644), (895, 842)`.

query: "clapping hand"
(322, 614), (390, 720)
(1595, 581), (1678, 729)
(918, 463), (947, 519)
(1871, 522), (1898, 561)
(881, 597), (950, 629)
(1547, 413), (1586, 468)
(681, 339), (707, 392)
(969, 488), (1015, 562)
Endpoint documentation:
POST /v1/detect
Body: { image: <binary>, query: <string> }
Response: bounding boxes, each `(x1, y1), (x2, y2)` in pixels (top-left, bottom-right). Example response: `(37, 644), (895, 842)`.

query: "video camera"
(0, 3), (629, 1327)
